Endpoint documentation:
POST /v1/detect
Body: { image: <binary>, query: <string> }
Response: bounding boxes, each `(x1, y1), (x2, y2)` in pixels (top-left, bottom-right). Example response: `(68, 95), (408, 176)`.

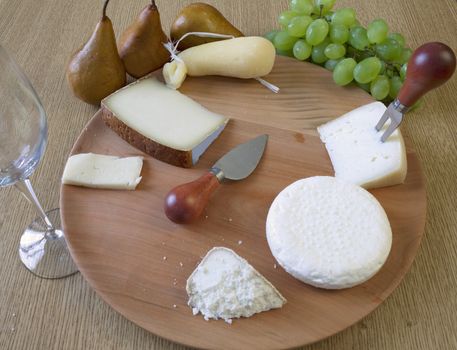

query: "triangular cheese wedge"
(317, 102), (407, 189)
(186, 247), (286, 323)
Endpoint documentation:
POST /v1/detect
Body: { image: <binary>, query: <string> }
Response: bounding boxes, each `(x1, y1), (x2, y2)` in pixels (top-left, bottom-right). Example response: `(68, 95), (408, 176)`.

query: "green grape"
(367, 19), (388, 44)
(311, 39), (330, 64)
(324, 43), (346, 59)
(324, 11), (334, 21)
(349, 19), (361, 28)
(353, 57), (382, 83)
(264, 30), (278, 42)
(325, 58), (342, 71)
(293, 39), (312, 60)
(290, 0), (314, 15)
(400, 63), (407, 80)
(370, 75), (390, 100)
(349, 26), (370, 50)
(331, 8), (356, 27)
(306, 19), (329, 45)
(388, 33), (405, 47)
(279, 11), (299, 28)
(399, 48), (412, 64)
(329, 24), (349, 44)
(410, 99), (423, 111)
(379, 60), (386, 74)
(313, 0), (335, 15)
(376, 38), (402, 61)
(288, 16), (313, 37)
(276, 49), (294, 57)
(356, 81), (371, 92)
(274, 31), (298, 51)
(333, 57), (357, 85)
(389, 76), (403, 99)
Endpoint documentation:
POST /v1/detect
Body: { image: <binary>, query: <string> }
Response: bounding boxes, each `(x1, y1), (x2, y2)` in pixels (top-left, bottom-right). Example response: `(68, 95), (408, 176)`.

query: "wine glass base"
(18, 208), (78, 279)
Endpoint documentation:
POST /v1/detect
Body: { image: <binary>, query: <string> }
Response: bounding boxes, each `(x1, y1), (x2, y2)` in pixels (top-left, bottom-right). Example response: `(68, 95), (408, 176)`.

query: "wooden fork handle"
(397, 42), (456, 107)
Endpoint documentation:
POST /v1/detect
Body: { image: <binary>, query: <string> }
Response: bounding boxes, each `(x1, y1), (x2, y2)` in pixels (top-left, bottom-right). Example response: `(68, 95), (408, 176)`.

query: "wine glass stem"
(14, 178), (56, 234)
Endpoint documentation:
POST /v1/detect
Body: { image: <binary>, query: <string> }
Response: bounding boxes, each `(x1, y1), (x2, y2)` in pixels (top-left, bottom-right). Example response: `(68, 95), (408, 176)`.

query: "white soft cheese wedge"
(62, 153), (143, 190)
(317, 102), (407, 189)
(266, 176), (392, 289)
(186, 247), (286, 323)
(101, 78), (228, 168)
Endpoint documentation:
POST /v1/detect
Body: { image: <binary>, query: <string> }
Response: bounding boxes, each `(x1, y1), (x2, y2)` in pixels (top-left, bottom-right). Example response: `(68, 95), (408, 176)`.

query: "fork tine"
(375, 111), (390, 131)
(380, 120), (399, 142)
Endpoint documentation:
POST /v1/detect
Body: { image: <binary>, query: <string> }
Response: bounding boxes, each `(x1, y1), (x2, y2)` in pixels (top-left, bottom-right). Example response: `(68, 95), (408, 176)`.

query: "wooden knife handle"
(164, 172), (220, 224)
(397, 42), (456, 107)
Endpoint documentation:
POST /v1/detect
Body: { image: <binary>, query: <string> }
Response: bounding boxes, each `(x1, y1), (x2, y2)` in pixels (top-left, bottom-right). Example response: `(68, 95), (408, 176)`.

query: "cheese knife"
(376, 42), (456, 142)
(164, 134), (268, 224)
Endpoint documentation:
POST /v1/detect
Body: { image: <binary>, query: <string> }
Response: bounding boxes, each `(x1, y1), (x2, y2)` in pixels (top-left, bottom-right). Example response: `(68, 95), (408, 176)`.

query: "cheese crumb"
(179, 262), (183, 267)
(173, 304), (177, 308)
(238, 240), (243, 245)
(163, 256), (167, 261)
(273, 264), (277, 269)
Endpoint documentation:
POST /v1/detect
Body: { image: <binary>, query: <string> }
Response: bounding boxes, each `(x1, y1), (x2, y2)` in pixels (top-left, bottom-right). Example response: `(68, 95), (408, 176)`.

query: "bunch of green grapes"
(265, 0), (412, 103)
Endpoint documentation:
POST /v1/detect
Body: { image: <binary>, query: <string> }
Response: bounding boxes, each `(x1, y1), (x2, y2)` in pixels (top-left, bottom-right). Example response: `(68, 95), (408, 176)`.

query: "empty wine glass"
(0, 45), (78, 278)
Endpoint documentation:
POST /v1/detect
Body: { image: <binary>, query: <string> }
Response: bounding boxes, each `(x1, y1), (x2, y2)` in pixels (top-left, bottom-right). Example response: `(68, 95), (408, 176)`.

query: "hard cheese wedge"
(186, 247), (286, 323)
(101, 78), (228, 168)
(317, 102), (407, 189)
(62, 153), (143, 190)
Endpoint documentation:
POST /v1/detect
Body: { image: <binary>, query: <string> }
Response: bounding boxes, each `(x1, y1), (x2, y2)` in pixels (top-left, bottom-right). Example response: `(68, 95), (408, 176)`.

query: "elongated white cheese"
(187, 247), (286, 323)
(266, 176), (392, 289)
(62, 153), (143, 190)
(101, 78), (228, 168)
(317, 102), (407, 189)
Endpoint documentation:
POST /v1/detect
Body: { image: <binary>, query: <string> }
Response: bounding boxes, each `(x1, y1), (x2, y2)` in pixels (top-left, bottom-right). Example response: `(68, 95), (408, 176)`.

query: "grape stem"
(385, 62), (402, 77)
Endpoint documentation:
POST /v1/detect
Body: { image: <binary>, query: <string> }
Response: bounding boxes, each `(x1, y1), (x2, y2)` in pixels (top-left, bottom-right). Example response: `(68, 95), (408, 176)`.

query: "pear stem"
(151, 0), (157, 8)
(102, 0), (110, 18)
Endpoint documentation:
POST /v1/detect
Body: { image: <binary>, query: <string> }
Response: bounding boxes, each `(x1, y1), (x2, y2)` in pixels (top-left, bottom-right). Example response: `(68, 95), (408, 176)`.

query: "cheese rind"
(62, 153), (143, 190)
(317, 102), (407, 189)
(101, 78), (228, 168)
(186, 247), (286, 323)
(266, 176), (392, 289)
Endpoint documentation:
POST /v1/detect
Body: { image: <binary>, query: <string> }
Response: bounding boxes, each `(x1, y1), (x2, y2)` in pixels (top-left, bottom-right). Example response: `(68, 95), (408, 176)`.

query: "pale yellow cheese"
(62, 153), (143, 190)
(163, 36), (276, 89)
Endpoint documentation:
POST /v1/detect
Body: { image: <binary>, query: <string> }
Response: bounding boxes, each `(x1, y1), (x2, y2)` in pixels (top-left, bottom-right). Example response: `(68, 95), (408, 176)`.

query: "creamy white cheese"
(62, 153), (143, 190)
(266, 176), (392, 289)
(186, 247), (286, 323)
(317, 102), (407, 189)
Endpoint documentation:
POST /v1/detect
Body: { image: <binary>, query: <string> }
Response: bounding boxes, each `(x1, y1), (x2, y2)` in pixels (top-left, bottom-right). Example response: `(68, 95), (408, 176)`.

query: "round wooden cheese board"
(60, 56), (426, 349)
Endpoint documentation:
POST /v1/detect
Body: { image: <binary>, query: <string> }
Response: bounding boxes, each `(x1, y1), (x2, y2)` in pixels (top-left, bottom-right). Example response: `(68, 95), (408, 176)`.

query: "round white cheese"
(266, 176), (392, 289)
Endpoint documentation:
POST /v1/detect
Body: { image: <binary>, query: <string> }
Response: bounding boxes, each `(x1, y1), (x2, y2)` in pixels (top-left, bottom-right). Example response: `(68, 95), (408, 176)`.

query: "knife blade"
(164, 135), (268, 224)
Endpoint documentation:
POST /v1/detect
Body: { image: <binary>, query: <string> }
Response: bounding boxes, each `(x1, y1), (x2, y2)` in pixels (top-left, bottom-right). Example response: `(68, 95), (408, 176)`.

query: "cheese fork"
(376, 42), (456, 142)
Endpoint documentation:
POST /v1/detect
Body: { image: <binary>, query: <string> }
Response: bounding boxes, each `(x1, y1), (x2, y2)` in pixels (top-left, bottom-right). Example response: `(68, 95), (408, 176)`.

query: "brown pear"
(171, 3), (244, 50)
(118, 0), (170, 78)
(66, 0), (126, 105)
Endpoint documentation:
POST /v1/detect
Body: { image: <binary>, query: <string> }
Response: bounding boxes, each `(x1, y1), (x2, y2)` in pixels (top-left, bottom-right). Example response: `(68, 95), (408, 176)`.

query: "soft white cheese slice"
(317, 102), (407, 189)
(266, 176), (392, 289)
(186, 247), (286, 323)
(62, 153), (143, 190)
(102, 78), (228, 164)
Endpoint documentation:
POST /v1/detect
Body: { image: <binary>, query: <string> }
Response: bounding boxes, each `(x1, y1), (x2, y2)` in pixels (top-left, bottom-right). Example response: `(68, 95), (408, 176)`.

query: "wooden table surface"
(0, 0), (455, 349)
